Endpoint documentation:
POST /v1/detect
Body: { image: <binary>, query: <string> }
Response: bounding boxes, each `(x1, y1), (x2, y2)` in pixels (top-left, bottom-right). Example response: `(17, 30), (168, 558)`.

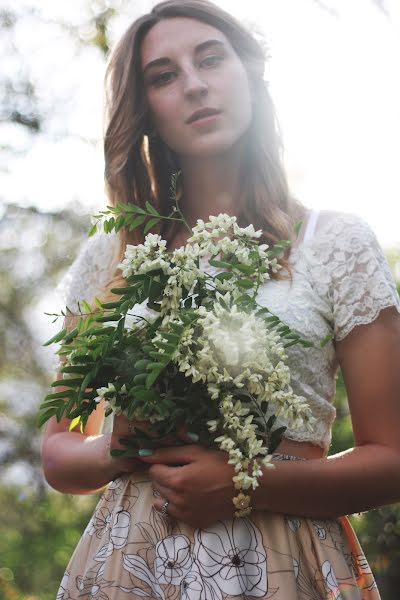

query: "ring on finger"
(161, 499), (170, 517)
(152, 487), (161, 498)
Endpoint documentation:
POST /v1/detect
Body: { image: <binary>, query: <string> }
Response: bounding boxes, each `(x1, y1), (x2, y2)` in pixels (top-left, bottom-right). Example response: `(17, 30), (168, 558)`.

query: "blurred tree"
(0, 203), (89, 489)
(0, 485), (96, 599)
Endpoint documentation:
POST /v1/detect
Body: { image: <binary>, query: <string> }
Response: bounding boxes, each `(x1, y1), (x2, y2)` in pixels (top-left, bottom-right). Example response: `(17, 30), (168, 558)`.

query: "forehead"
(141, 17), (230, 67)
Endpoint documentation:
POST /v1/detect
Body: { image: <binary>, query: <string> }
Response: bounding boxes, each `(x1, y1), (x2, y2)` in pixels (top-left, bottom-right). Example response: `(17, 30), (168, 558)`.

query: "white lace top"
(60, 211), (400, 453)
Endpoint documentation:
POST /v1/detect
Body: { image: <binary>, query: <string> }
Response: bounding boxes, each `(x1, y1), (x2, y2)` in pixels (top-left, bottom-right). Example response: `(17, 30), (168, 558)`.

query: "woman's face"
(141, 17), (252, 159)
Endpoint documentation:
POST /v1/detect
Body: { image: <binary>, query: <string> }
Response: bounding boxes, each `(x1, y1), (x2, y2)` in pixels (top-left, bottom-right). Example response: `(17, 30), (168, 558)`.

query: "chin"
(179, 132), (248, 159)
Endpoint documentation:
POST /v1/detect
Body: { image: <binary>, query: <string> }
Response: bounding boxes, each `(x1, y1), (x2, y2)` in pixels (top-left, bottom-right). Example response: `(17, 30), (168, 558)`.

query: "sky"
(2, 0), (400, 244)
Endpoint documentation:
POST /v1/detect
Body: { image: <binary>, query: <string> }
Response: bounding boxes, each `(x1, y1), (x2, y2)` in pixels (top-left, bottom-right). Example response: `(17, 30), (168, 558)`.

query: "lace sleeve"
(58, 231), (119, 313)
(312, 212), (400, 341)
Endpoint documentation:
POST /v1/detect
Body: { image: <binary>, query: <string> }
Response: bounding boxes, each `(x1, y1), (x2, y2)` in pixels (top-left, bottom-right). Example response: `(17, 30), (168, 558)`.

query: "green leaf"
(264, 315), (280, 324)
(68, 416), (82, 432)
(146, 352), (168, 365)
(44, 390), (75, 401)
(236, 278), (254, 289)
(63, 328), (79, 343)
(209, 258), (232, 269)
(114, 214), (125, 232)
(101, 300), (123, 309)
(214, 272), (234, 281)
(145, 201), (160, 217)
(146, 369), (162, 389)
(161, 332), (180, 344)
(61, 365), (92, 374)
(153, 340), (176, 353)
(320, 334), (334, 348)
(88, 223), (98, 237)
(233, 263), (256, 275)
(256, 307), (271, 317)
(133, 373), (148, 385)
(268, 426), (287, 454)
(94, 313), (121, 323)
(128, 214), (146, 231)
(110, 285), (138, 295)
(81, 300), (92, 313)
(80, 372), (93, 391)
(103, 219), (109, 234)
(283, 339), (300, 348)
(144, 217), (160, 235)
(116, 318), (125, 341)
(142, 345), (154, 355)
(80, 326), (116, 337)
(37, 407), (59, 428)
(146, 301), (162, 312)
(134, 358), (151, 371)
(294, 220), (303, 239)
(56, 403), (66, 422)
(300, 340), (314, 348)
(50, 378), (83, 388)
(43, 328), (67, 346)
(129, 205), (147, 215)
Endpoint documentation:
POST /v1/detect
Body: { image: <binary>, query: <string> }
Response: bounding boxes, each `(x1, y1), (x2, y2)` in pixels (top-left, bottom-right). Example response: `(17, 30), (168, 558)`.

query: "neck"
(178, 146), (244, 228)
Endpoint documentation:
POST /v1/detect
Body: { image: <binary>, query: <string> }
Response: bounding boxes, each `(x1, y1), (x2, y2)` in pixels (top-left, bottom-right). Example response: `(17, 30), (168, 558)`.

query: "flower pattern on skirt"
(56, 455), (380, 600)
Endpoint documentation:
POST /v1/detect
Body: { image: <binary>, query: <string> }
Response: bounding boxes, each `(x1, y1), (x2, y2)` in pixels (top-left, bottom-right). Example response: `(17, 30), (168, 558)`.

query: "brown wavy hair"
(97, 0), (305, 304)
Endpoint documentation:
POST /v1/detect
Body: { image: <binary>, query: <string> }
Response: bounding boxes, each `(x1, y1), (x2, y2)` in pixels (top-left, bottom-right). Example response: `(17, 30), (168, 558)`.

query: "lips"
(186, 108), (221, 124)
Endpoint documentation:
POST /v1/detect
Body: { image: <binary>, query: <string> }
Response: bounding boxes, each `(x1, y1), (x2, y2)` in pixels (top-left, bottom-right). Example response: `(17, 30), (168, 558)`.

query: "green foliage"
(0, 486), (97, 600)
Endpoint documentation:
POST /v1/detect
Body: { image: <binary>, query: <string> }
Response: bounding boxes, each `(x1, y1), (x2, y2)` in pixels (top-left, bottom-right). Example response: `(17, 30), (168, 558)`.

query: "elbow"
(41, 434), (78, 494)
(41, 435), (65, 492)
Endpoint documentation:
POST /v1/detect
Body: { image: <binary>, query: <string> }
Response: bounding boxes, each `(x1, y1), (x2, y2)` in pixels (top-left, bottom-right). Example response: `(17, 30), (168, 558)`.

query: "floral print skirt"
(57, 454), (380, 599)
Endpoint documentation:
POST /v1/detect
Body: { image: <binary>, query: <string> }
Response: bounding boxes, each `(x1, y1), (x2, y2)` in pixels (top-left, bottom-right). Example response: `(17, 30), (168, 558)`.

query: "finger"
(113, 456), (148, 475)
(138, 444), (200, 464)
(151, 480), (174, 501)
(175, 423), (200, 444)
(154, 496), (179, 520)
(148, 462), (181, 485)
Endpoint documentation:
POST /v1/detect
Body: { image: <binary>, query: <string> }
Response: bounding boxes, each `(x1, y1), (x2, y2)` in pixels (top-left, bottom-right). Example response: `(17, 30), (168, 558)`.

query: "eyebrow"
(142, 39), (226, 75)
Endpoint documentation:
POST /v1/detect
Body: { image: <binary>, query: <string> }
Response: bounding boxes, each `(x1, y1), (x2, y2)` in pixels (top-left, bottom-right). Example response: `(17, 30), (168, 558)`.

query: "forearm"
(41, 431), (117, 495)
(253, 444), (400, 518)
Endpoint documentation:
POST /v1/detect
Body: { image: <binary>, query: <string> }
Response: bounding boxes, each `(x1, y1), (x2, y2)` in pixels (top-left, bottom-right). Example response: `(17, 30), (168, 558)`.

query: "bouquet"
(40, 180), (319, 516)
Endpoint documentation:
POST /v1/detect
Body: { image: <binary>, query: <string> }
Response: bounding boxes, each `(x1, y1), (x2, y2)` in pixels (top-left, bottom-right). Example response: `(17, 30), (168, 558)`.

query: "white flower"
(154, 535), (193, 585)
(194, 519), (268, 597)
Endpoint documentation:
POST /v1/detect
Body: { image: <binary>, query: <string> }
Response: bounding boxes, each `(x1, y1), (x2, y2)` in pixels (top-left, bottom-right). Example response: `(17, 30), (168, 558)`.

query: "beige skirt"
(56, 454), (380, 599)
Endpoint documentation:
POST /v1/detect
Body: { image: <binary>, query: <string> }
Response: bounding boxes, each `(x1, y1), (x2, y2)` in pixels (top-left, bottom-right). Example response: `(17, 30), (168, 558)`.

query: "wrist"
(100, 432), (121, 482)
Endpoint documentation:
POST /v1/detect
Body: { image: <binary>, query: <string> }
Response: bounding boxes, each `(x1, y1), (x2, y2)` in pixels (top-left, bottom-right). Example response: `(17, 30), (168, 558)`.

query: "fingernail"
(187, 432), (199, 442)
(139, 448), (153, 456)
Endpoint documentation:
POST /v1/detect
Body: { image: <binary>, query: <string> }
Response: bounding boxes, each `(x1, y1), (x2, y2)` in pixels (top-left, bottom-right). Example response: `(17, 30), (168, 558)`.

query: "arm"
(41, 375), (147, 495)
(41, 231), (139, 494)
(139, 307), (400, 527)
(251, 306), (400, 518)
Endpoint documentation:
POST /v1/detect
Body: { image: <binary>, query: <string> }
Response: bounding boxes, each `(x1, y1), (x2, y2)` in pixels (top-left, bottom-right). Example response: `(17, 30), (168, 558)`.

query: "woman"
(42, 1), (400, 598)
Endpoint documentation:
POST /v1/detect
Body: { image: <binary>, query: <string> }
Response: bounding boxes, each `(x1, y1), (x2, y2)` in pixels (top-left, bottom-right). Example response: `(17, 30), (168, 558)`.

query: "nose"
(183, 68), (208, 100)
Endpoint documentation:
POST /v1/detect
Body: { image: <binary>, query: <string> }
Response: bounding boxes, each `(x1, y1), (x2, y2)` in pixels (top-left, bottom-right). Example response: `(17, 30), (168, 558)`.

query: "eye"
(149, 70), (176, 87)
(200, 55), (224, 68)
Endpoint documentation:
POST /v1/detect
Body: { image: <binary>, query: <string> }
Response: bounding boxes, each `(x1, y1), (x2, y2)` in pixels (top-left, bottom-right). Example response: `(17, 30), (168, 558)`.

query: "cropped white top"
(60, 210), (400, 453)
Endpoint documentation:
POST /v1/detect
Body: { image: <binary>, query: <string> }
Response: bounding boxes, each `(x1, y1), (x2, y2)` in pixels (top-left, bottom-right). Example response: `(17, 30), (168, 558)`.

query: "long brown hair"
(99, 0), (304, 303)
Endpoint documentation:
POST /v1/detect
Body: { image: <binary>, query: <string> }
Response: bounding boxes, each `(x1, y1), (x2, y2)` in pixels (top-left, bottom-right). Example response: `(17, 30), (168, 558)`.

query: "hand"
(107, 416), (194, 480)
(106, 415), (149, 478)
(139, 445), (236, 528)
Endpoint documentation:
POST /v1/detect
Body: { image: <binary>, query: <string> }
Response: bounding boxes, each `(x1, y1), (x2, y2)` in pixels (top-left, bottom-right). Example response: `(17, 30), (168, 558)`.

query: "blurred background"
(0, 0), (399, 598)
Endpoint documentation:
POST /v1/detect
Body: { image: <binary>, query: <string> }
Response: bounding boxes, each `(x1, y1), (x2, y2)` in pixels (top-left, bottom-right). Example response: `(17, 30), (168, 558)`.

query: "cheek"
(223, 65), (252, 120)
(147, 91), (181, 134)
